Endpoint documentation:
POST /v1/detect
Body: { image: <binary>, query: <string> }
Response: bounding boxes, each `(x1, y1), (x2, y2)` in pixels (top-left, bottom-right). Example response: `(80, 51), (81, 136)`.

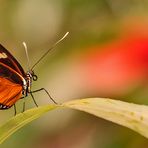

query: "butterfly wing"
(0, 77), (22, 109)
(0, 44), (26, 84)
(0, 44), (26, 109)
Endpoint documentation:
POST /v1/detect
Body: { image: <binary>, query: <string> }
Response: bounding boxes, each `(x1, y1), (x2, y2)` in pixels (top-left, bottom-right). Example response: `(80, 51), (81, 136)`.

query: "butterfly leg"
(19, 96), (26, 112)
(30, 88), (58, 104)
(14, 104), (17, 116)
(23, 97), (26, 112)
(21, 95), (38, 112)
(30, 92), (38, 107)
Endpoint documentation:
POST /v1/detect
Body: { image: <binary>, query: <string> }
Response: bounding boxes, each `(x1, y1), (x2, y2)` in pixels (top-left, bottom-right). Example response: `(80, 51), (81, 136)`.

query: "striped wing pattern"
(0, 44), (25, 109)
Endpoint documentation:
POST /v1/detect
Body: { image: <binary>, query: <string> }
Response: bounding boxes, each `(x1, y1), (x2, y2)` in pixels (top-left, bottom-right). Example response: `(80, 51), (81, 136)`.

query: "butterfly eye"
(32, 75), (38, 81)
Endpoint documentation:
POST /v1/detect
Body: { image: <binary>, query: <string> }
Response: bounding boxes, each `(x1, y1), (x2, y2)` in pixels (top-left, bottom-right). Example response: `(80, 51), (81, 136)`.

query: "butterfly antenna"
(23, 42), (31, 70)
(31, 32), (69, 70)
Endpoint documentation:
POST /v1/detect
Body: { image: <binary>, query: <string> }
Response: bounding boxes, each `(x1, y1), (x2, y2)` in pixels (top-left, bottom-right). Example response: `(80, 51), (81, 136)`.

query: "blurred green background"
(1, 0), (148, 147)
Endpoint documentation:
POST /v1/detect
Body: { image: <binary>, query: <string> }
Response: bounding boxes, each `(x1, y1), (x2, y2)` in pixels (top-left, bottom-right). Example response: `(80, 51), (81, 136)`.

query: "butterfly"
(0, 32), (69, 112)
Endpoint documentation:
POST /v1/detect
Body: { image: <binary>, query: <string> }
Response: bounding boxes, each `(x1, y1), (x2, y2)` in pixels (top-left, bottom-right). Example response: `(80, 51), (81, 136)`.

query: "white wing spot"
(0, 52), (7, 59)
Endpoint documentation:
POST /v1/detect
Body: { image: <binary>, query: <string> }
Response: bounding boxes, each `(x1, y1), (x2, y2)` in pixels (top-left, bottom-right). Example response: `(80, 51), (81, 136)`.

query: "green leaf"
(0, 105), (58, 144)
(1, 98), (148, 144)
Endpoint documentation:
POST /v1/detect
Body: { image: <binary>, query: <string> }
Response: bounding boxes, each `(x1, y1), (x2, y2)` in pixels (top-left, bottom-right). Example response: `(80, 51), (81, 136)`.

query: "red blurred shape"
(78, 36), (148, 96)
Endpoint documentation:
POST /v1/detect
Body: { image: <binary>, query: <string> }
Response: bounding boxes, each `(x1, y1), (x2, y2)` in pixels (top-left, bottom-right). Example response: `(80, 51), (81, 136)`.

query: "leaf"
(63, 98), (148, 138)
(1, 98), (148, 144)
(0, 105), (58, 144)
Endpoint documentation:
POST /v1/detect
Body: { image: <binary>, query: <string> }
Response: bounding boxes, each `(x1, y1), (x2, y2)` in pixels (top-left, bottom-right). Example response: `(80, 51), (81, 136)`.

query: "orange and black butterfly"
(0, 32), (68, 112)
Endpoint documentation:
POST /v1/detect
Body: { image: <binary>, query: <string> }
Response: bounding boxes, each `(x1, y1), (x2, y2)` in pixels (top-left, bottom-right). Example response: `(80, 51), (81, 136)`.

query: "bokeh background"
(1, 0), (148, 147)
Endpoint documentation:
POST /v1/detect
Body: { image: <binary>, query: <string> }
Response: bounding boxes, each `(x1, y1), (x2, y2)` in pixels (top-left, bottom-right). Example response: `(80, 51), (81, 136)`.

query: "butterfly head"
(27, 70), (38, 82)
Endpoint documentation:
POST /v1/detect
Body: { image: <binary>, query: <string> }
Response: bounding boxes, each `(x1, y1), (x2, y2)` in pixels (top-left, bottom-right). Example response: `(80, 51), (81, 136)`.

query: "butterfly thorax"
(22, 70), (38, 97)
